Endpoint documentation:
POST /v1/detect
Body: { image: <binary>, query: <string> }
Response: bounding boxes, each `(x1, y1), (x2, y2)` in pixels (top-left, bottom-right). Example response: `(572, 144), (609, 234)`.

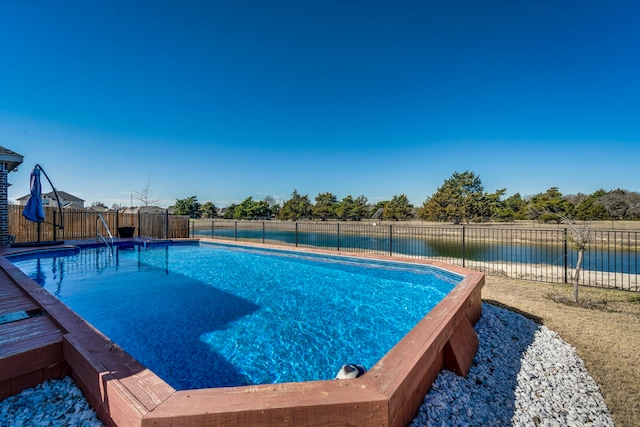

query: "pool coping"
(0, 238), (484, 427)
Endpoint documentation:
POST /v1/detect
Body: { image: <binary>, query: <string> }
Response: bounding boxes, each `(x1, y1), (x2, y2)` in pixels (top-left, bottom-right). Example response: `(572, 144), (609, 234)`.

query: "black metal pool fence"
(192, 220), (640, 291)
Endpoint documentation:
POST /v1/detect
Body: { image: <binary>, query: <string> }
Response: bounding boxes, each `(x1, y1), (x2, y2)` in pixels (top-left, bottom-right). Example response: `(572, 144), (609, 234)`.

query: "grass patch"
(543, 292), (613, 311)
(543, 290), (640, 318)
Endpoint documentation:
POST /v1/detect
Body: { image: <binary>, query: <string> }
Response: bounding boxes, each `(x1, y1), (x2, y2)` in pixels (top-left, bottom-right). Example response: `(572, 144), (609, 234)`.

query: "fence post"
(462, 226), (466, 268)
(137, 211), (141, 237)
(115, 210), (119, 233)
(295, 222), (299, 247)
(211, 220), (214, 238)
(262, 221), (265, 244)
(563, 228), (568, 284)
(53, 211), (57, 241)
(234, 221), (238, 241)
(164, 210), (169, 239)
(389, 224), (393, 256)
(337, 223), (340, 251)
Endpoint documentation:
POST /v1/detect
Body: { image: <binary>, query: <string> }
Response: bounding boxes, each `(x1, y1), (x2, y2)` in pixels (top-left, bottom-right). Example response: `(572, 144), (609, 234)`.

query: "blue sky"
(2, 1), (639, 209)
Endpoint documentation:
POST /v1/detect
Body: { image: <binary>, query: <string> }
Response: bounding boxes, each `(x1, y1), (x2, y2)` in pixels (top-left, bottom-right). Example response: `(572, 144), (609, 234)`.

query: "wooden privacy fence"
(9, 205), (190, 242)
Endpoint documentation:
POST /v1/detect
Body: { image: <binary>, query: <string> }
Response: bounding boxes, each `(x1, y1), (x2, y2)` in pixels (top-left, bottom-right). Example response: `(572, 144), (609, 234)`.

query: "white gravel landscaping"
(409, 303), (613, 426)
(0, 376), (103, 427)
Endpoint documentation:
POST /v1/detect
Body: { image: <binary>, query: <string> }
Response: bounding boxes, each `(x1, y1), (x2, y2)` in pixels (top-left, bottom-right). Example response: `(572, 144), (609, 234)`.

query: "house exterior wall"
(42, 195), (84, 209)
(0, 164), (8, 246)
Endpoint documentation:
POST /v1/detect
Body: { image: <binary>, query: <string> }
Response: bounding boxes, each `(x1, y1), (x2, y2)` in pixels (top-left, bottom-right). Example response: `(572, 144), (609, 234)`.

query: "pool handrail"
(96, 213), (114, 252)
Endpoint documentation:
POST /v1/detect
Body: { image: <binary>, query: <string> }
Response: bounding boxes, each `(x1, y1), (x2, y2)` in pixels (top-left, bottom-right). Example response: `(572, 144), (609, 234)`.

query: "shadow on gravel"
(483, 299), (544, 324)
(410, 302), (539, 426)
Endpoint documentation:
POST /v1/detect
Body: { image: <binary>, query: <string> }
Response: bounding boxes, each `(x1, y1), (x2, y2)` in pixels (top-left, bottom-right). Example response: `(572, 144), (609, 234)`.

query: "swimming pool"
(4, 239), (484, 426)
(12, 242), (461, 390)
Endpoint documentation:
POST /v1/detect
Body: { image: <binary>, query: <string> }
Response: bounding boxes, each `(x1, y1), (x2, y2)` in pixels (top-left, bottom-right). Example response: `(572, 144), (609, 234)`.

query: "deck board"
(0, 320), (62, 357)
(0, 278), (39, 314)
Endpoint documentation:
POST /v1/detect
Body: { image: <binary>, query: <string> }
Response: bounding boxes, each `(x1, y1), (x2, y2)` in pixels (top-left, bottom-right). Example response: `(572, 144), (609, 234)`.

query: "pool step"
(0, 314), (67, 401)
(0, 266), (67, 401)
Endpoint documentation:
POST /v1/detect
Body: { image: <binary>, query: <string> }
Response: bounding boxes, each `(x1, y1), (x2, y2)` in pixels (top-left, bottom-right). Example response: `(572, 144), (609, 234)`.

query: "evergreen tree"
(223, 204), (237, 219)
(278, 189), (312, 220)
(503, 193), (527, 220)
(574, 189), (609, 220)
(335, 195), (354, 220)
(418, 171), (489, 224)
(174, 196), (201, 218)
(250, 200), (271, 219)
(383, 194), (414, 221)
(232, 197), (271, 219)
(483, 188), (508, 221)
(199, 201), (218, 219)
(527, 187), (574, 223)
(351, 195), (369, 220)
(312, 192), (338, 220)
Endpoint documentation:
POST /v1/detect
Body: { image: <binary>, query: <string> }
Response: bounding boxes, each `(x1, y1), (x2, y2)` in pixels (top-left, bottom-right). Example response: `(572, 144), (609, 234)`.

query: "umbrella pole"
(36, 164), (64, 241)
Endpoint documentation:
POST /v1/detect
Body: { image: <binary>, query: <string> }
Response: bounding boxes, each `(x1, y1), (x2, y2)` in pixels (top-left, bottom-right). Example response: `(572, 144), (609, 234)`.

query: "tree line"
(172, 171), (640, 223)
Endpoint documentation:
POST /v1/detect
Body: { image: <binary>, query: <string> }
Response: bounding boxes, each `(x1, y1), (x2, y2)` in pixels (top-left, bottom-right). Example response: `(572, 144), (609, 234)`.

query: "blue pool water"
(11, 242), (461, 390)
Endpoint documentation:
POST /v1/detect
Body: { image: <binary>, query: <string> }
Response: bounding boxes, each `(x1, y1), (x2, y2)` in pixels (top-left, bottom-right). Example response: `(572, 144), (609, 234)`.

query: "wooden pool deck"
(0, 260), (66, 400)
(0, 239), (484, 427)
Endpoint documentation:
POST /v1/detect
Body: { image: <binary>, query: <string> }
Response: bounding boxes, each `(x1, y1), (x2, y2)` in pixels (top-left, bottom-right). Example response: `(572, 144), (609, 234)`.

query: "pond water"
(194, 228), (640, 275)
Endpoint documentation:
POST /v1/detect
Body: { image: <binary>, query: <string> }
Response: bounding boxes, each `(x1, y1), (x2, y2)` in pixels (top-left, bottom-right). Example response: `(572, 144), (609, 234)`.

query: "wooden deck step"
(0, 272), (67, 401)
(0, 316), (62, 358)
(0, 315), (66, 401)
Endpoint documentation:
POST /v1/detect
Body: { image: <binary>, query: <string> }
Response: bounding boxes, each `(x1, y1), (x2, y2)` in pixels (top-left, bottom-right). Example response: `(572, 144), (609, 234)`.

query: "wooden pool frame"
(1, 239), (484, 427)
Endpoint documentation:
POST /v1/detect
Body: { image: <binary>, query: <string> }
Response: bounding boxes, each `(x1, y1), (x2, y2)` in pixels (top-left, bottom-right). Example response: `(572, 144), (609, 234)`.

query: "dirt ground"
(482, 275), (640, 427)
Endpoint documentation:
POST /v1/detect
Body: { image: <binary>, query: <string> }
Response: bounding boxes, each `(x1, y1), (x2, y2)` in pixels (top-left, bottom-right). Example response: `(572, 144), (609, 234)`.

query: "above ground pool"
(11, 241), (462, 391)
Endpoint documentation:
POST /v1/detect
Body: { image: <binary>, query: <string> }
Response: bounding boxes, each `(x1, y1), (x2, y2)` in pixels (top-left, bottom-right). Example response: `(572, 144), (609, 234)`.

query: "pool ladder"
(96, 214), (114, 255)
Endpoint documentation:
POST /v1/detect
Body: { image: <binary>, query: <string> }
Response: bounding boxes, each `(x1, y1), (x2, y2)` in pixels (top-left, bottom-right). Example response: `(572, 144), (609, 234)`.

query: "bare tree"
(556, 213), (591, 303)
(595, 189), (640, 220)
(568, 222), (591, 303)
(132, 175), (163, 207)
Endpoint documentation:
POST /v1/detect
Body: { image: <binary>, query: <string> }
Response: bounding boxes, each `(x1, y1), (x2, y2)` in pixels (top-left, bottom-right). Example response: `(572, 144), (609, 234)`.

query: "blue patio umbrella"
(22, 166), (46, 223)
